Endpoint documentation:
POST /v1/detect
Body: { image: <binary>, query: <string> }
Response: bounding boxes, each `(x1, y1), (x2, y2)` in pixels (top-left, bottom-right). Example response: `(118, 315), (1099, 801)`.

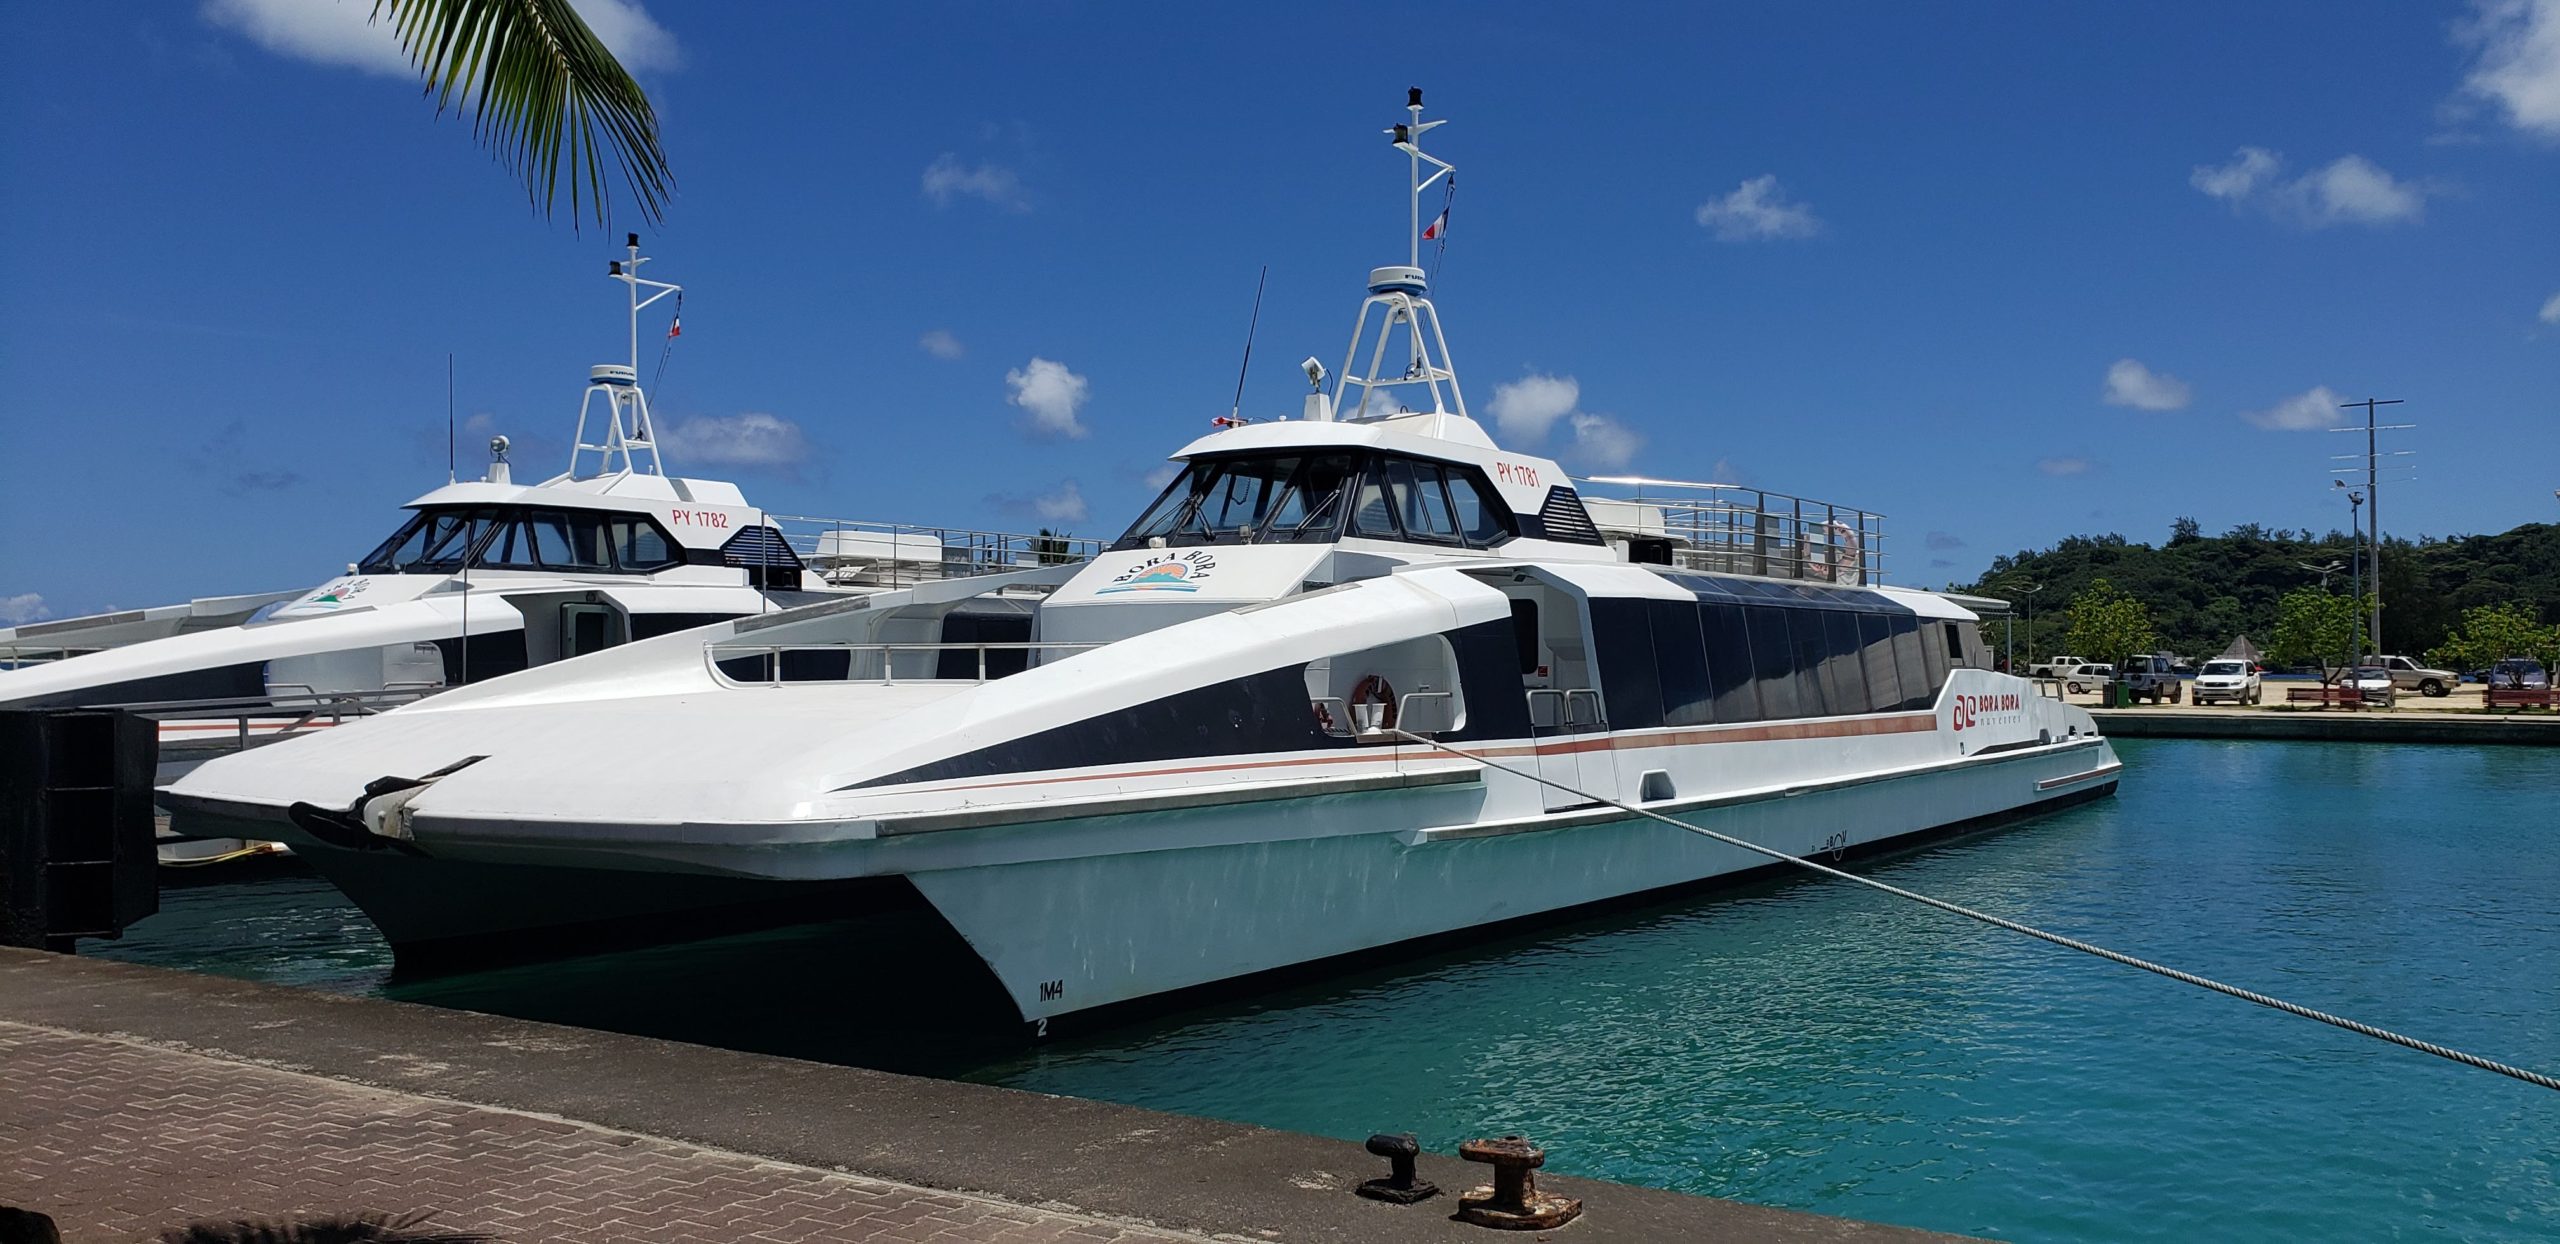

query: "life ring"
(1349, 673), (1399, 732)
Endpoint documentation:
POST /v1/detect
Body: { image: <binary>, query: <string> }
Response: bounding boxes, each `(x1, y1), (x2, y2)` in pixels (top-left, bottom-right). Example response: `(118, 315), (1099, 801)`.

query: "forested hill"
(1946, 520), (2560, 661)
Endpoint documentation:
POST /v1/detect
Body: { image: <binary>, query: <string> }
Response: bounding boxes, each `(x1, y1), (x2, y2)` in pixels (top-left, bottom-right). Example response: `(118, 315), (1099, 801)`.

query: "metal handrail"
(766, 514), (1103, 588)
(1577, 475), (1886, 586)
(702, 640), (1103, 687)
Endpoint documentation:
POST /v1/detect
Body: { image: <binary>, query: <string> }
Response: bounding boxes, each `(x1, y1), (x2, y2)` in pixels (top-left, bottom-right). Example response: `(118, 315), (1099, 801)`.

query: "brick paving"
(0, 1022), (1208, 1244)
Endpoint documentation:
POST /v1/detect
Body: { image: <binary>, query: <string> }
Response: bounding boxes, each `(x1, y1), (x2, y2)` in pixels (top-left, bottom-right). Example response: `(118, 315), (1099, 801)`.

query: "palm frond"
(373, 0), (670, 230)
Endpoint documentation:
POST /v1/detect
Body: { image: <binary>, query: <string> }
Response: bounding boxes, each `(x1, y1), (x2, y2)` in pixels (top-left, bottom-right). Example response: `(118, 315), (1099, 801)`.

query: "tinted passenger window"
(1857, 613), (1902, 712)
(1591, 599), (1665, 730)
(1745, 606), (1802, 719)
(1790, 610), (1833, 716)
(1920, 616), (1949, 699)
(1700, 601), (1760, 722)
(1821, 611), (1872, 716)
(1890, 614), (1931, 710)
(1650, 599), (1714, 727)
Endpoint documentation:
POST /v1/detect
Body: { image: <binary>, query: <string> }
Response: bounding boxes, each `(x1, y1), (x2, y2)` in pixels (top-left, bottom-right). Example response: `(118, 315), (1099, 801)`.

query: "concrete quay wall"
(2090, 706), (2560, 744)
(0, 949), (1961, 1243)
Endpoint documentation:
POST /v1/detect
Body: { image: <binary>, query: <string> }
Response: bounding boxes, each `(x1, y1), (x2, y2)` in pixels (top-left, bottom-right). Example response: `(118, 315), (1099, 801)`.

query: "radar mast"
(568, 234), (680, 479)
(1324, 88), (1467, 429)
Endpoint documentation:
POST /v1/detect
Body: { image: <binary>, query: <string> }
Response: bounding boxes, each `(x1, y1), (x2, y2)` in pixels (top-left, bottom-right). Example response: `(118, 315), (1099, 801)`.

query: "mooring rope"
(1387, 729), (2560, 1093)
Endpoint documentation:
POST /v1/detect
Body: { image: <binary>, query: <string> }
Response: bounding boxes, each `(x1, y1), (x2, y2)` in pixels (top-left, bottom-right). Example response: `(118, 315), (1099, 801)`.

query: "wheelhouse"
(1112, 450), (1556, 552)
(358, 506), (683, 576)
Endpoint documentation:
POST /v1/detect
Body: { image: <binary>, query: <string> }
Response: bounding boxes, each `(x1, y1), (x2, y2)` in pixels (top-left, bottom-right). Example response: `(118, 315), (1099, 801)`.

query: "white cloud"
(2036, 456), (2091, 476)
(918, 329), (965, 360)
(923, 154), (1028, 211)
(2540, 290), (2560, 323)
(2103, 358), (2193, 411)
(202, 0), (676, 79)
(2190, 147), (2429, 228)
(2190, 146), (2280, 201)
(1568, 413), (1643, 470)
(658, 412), (812, 468)
(1006, 357), (1090, 439)
(0, 593), (47, 625)
(1694, 175), (1822, 242)
(1485, 372), (1579, 443)
(2241, 385), (2347, 431)
(2457, 0), (2560, 139)
(1142, 462), (1183, 490)
(1032, 481), (1089, 524)
(2301, 156), (2428, 225)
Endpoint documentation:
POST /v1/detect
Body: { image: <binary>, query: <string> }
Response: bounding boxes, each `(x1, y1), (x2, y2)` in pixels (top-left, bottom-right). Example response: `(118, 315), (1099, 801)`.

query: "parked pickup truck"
(2031, 655), (2095, 680)
(2118, 652), (2184, 705)
(2371, 655), (2457, 698)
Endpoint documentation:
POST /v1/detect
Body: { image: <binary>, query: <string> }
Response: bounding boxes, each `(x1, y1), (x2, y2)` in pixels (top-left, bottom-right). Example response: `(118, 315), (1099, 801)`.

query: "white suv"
(2192, 658), (2261, 705)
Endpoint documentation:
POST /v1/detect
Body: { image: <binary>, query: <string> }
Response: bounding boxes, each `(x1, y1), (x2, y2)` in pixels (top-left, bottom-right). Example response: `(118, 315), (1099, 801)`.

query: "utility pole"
(2331, 398), (2409, 659)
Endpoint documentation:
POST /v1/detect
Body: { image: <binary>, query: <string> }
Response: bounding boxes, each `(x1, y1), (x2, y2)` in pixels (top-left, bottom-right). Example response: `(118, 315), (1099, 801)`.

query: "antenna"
(445, 353), (456, 484)
(572, 236), (681, 478)
(1386, 86), (1454, 268)
(1229, 266), (1268, 423)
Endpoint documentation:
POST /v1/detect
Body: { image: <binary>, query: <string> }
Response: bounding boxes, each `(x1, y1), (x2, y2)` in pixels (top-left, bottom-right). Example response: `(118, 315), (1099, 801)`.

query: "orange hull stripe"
(900, 712), (1939, 796)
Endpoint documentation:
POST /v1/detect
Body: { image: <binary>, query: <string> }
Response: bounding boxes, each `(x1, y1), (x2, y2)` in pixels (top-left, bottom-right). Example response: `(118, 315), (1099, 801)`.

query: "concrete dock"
(0, 950), (1960, 1243)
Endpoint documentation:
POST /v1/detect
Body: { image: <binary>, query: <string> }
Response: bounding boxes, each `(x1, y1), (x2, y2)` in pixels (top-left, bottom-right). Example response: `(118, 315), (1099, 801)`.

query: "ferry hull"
(173, 732), (2113, 1019)
(911, 737), (2116, 1021)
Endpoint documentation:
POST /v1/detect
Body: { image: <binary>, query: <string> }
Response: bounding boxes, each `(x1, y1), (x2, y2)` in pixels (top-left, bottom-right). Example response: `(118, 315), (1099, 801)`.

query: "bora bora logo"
(1097, 551), (1217, 595)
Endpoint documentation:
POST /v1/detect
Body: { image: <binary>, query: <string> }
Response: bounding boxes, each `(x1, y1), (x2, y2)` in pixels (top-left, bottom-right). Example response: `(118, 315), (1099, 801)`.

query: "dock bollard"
(1355, 1132), (1438, 1204)
(1455, 1134), (1581, 1230)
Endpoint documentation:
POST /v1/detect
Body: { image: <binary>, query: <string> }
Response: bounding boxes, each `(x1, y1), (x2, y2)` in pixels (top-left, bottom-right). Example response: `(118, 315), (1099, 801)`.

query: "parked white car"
(2342, 665), (2397, 706)
(2192, 658), (2261, 705)
(2030, 654), (2092, 679)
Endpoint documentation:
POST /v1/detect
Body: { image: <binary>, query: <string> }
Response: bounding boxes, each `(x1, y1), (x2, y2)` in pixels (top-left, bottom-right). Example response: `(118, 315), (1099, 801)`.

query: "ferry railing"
(701, 640), (1102, 688)
(0, 643), (106, 666)
(83, 686), (441, 751)
(1577, 476), (1886, 586)
(765, 515), (1102, 590)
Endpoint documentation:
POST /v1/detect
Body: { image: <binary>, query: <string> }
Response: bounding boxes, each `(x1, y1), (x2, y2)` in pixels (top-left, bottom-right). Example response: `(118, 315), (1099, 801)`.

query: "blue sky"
(4, 1), (2557, 621)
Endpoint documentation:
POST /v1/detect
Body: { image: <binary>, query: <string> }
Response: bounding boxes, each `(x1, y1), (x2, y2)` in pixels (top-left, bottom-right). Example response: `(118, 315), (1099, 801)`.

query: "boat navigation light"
(490, 434), (510, 461)
(609, 261), (622, 275)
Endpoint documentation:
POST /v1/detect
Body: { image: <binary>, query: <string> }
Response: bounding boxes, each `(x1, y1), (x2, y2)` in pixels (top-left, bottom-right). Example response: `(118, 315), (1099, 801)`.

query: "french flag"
(1422, 207), (1447, 241)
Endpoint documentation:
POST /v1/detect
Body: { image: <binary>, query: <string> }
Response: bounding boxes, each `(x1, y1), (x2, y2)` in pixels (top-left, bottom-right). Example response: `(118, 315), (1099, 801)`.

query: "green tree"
(2427, 601), (2560, 673)
(2064, 578), (2155, 666)
(1032, 529), (1078, 566)
(377, 0), (672, 229)
(2268, 588), (2366, 681)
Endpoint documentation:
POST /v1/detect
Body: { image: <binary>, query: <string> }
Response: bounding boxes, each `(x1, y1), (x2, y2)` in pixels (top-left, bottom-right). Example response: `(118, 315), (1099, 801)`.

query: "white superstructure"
(164, 92), (2116, 1025)
(1, 240), (1089, 736)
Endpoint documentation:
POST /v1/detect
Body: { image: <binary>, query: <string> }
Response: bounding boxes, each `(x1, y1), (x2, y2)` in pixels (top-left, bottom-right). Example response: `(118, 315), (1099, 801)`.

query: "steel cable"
(1389, 729), (2560, 1093)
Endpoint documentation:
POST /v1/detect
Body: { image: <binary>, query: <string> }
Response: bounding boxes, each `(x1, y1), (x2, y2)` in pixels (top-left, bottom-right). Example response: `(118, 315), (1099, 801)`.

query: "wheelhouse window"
(1112, 451), (1516, 551)
(357, 506), (679, 575)
(1112, 454), (1357, 549)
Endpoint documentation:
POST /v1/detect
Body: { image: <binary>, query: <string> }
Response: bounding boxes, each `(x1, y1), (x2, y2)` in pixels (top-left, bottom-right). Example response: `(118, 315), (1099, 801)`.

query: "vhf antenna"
(1228, 265), (1268, 424)
(1387, 87), (1454, 269)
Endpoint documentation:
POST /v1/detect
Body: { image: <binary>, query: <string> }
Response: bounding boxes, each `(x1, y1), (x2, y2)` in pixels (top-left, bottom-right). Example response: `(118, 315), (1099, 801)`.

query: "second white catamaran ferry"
(166, 92), (2116, 1024)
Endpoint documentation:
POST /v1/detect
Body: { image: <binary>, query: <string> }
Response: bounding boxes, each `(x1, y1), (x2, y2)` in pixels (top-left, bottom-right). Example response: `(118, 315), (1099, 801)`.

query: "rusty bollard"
(1454, 1134), (1581, 1230)
(1355, 1132), (1439, 1204)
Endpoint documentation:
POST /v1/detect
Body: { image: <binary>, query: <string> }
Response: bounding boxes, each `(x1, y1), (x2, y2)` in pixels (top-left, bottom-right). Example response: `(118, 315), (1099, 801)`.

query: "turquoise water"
(100, 740), (2560, 1240)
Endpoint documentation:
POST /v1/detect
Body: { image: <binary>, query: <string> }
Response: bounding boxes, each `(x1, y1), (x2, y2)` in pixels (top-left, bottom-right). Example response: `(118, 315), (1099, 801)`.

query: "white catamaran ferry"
(0, 240), (1090, 745)
(165, 93), (2116, 1023)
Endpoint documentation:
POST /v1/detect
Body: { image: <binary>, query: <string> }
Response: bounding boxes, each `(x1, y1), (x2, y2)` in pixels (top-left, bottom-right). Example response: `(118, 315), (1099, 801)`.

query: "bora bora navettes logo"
(1097, 550), (1217, 595)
